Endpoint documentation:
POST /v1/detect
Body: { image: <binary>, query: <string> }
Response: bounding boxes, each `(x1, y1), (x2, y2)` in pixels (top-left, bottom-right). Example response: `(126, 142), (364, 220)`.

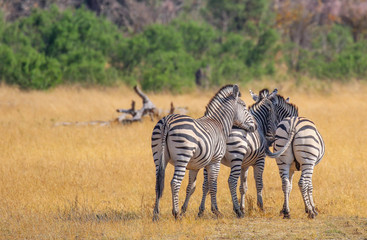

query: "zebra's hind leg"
(253, 161), (265, 211)
(207, 162), (223, 218)
(228, 161), (242, 218)
(239, 167), (250, 216)
(181, 169), (199, 216)
(308, 180), (318, 217)
(279, 164), (292, 219)
(298, 165), (316, 219)
(171, 165), (187, 219)
(198, 168), (209, 217)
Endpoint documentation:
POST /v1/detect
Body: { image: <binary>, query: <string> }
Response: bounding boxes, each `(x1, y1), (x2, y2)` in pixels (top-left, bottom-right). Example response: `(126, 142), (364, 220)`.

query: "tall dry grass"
(0, 82), (366, 239)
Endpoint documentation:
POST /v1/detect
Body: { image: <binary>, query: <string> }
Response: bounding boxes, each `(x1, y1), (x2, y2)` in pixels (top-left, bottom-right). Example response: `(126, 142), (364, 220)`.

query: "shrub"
(140, 50), (197, 92)
(0, 6), (123, 89)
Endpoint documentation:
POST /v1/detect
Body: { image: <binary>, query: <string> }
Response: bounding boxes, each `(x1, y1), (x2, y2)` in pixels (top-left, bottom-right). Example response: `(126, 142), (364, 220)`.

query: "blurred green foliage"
(0, 1), (365, 91)
(0, 6), (122, 89)
(0, 2), (278, 91)
(290, 24), (367, 80)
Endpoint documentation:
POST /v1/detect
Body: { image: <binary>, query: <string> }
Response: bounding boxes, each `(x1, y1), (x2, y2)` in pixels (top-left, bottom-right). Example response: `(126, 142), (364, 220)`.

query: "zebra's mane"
(275, 93), (299, 115)
(255, 88), (299, 116)
(204, 84), (240, 116)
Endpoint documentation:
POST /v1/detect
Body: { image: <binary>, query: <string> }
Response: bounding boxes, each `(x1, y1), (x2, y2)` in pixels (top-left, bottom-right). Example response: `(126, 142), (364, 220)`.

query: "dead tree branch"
(115, 85), (188, 124)
(115, 85), (158, 124)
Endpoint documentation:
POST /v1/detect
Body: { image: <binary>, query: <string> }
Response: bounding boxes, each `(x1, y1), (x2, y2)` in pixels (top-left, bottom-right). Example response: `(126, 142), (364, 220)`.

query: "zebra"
(262, 92), (325, 219)
(180, 88), (279, 218)
(151, 84), (256, 220)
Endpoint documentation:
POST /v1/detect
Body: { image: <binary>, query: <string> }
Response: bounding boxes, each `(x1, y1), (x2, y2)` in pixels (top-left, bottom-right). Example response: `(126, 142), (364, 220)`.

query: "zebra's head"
(233, 98), (257, 132)
(249, 89), (278, 144)
(250, 88), (299, 123)
(265, 89), (299, 122)
(249, 88), (273, 102)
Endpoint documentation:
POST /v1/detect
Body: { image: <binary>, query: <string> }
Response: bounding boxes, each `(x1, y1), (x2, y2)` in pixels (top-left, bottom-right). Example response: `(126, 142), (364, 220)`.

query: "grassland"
(0, 82), (366, 239)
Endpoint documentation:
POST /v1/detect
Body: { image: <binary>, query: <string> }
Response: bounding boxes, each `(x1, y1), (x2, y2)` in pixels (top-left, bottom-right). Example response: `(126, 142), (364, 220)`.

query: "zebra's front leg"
(181, 169), (199, 216)
(228, 161), (242, 218)
(207, 162), (223, 218)
(279, 165), (291, 219)
(171, 165), (187, 219)
(253, 161), (265, 211)
(239, 167), (250, 215)
(198, 168), (209, 217)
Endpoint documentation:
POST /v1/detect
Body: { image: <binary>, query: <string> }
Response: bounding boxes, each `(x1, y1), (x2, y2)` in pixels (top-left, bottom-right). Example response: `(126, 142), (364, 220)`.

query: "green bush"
(295, 25), (367, 80)
(0, 44), (62, 89)
(140, 50), (197, 92)
(0, 6), (123, 89)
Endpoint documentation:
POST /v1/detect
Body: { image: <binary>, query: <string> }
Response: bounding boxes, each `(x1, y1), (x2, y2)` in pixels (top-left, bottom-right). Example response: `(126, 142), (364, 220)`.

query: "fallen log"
(115, 85), (188, 124)
(54, 85), (188, 126)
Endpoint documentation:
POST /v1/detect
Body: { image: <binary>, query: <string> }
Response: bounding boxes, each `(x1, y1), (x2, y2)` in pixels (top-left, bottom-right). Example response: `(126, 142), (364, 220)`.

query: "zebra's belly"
(186, 153), (223, 170)
(242, 151), (265, 168)
(221, 157), (231, 167)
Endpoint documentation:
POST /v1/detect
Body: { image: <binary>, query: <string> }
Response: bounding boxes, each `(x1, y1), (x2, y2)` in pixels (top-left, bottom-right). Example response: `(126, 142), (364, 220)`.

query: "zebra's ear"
(286, 97), (290, 102)
(268, 88), (279, 104)
(249, 90), (259, 102)
(233, 84), (240, 99)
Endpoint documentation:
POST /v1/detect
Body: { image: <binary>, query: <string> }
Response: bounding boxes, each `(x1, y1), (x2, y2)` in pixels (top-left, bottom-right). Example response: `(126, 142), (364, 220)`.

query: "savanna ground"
(0, 80), (366, 239)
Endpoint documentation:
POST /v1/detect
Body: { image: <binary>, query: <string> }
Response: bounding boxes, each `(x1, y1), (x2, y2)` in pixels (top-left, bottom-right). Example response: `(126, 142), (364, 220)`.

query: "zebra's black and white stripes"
(223, 89), (279, 217)
(264, 93), (325, 219)
(151, 84), (256, 220)
(180, 89), (278, 218)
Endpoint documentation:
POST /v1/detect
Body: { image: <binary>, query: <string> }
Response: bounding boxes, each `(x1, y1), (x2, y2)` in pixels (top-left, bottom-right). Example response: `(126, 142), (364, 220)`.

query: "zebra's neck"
(203, 98), (235, 137)
(249, 102), (274, 143)
(203, 85), (237, 138)
(276, 97), (299, 121)
(252, 113), (268, 140)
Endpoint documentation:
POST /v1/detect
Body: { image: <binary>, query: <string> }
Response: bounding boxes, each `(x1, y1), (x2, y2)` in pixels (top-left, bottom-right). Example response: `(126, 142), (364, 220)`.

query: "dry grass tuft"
(0, 82), (366, 239)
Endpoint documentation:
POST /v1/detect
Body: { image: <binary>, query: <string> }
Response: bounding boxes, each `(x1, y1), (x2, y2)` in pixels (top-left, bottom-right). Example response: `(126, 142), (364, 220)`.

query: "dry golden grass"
(0, 82), (366, 239)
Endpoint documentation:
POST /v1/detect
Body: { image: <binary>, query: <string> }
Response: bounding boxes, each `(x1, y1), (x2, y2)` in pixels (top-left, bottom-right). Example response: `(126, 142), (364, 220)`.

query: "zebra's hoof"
(279, 210), (284, 216)
(180, 207), (187, 216)
(236, 211), (244, 218)
(308, 212), (316, 219)
(152, 214), (159, 222)
(212, 210), (223, 219)
(198, 210), (204, 218)
(240, 207), (245, 215)
(257, 201), (264, 211)
(280, 209), (290, 219)
(172, 210), (181, 220)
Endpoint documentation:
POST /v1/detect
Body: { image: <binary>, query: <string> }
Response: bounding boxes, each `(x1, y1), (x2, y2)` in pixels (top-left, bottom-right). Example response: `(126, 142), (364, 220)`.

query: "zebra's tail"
(265, 123), (296, 159)
(156, 123), (169, 199)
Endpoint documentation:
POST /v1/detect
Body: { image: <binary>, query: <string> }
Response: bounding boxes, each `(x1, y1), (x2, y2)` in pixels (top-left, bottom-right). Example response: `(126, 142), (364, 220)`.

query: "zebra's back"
(223, 127), (265, 167)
